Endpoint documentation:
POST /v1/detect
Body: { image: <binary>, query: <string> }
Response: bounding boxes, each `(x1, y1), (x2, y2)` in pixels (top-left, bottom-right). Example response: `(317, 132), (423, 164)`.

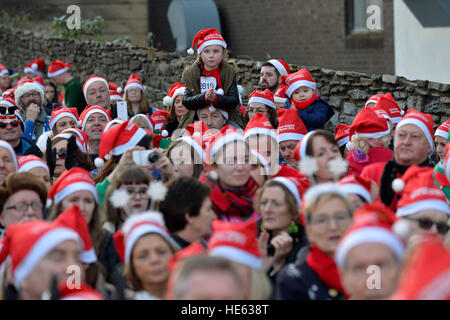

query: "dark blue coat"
(283, 98), (334, 132)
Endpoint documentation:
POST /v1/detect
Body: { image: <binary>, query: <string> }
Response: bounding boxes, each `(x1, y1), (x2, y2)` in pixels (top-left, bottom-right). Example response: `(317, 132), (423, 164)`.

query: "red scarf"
(306, 243), (348, 299)
(202, 67), (223, 90)
(291, 93), (319, 110)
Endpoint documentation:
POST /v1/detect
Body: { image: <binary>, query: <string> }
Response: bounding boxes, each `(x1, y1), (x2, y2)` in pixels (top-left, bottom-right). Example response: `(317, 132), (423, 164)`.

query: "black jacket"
(98, 230), (123, 283)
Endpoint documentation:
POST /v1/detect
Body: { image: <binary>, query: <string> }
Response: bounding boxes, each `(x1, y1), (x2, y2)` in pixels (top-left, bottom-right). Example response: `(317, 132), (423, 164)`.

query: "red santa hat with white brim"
(335, 203), (404, 268)
(365, 94), (384, 107)
(244, 112), (277, 141)
(79, 105), (111, 131)
(208, 220), (262, 270)
(17, 155), (49, 173)
(334, 123), (351, 148)
(396, 110), (435, 152)
(277, 108), (308, 143)
(163, 82), (185, 107)
(14, 78), (44, 107)
(0, 140), (18, 170)
(53, 133), (87, 153)
(347, 107), (390, 150)
(248, 89), (276, 110)
(293, 131), (314, 163)
(435, 119), (450, 140)
(47, 60), (71, 78)
(82, 75), (109, 100)
(338, 174), (372, 203)
(49, 106), (80, 129)
(281, 68), (316, 98)
(113, 212), (179, 265)
(124, 74), (144, 93)
(24, 59), (46, 78)
(109, 82), (123, 101)
(177, 136), (206, 163)
(187, 28), (227, 55)
(102, 118), (125, 135)
(206, 126), (246, 165)
(0, 64), (9, 77)
(267, 59), (291, 76)
(33, 76), (45, 90)
(57, 282), (103, 300)
(272, 177), (303, 209)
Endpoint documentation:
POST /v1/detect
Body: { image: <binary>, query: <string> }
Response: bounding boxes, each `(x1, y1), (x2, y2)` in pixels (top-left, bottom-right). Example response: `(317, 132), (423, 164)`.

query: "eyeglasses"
(403, 216), (450, 235)
(6, 201), (43, 212)
(309, 211), (352, 228)
(0, 106), (18, 115)
(56, 148), (67, 159)
(0, 121), (19, 129)
(21, 92), (40, 100)
(123, 187), (148, 198)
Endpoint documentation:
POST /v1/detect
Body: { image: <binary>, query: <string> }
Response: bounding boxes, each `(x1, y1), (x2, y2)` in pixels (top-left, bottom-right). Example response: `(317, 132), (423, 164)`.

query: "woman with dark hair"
(162, 82), (188, 137)
(159, 177), (214, 249)
(244, 89), (278, 129)
(44, 79), (61, 116)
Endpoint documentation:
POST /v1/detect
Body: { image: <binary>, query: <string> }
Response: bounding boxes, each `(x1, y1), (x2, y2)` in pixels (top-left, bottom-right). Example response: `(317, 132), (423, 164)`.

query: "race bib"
(200, 76), (217, 93)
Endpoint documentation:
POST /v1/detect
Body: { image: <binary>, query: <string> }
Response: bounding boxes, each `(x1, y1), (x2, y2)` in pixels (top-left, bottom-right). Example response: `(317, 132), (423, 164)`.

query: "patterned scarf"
(306, 243), (348, 299)
(291, 93), (319, 110)
(199, 172), (259, 223)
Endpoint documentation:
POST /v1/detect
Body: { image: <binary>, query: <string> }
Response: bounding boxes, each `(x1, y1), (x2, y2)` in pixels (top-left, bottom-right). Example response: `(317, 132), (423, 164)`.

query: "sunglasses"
(56, 148), (67, 159)
(0, 106), (18, 115)
(405, 216), (450, 235)
(0, 121), (19, 129)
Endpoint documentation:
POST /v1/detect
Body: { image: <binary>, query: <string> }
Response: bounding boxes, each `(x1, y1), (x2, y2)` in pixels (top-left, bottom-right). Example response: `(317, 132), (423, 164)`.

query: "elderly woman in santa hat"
(0, 140), (18, 185)
(113, 212), (180, 300)
(276, 183), (353, 300)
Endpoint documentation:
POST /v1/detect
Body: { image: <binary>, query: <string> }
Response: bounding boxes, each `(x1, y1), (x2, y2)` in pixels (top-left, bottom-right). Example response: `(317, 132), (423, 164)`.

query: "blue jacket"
(283, 97), (334, 132)
(22, 116), (51, 143)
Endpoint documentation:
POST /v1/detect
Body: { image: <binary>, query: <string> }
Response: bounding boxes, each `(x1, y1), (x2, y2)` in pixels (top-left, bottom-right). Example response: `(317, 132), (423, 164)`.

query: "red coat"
(347, 147), (393, 176)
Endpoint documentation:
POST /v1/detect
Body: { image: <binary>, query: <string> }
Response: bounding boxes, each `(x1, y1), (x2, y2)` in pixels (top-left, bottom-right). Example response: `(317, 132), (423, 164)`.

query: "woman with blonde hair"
(123, 74), (156, 117)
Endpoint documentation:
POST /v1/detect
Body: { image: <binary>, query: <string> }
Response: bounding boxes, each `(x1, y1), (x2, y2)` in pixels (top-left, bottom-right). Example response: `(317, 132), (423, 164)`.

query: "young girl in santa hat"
(180, 28), (246, 130)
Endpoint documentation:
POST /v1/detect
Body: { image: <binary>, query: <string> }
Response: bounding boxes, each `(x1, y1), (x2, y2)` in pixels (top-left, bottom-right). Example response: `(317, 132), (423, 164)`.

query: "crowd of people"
(0, 27), (449, 300)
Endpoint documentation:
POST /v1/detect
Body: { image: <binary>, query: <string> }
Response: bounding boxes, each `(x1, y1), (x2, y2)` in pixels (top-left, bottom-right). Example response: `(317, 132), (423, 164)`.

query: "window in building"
(346, 0), (384, 34)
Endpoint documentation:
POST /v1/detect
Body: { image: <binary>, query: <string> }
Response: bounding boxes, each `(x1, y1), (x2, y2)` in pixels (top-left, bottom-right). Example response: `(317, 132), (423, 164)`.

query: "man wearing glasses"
(14, 78), (50, 143)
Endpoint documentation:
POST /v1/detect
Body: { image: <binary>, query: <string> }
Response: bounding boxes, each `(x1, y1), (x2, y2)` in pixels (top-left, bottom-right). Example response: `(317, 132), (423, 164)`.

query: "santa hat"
(102, 118), (125, 135)
(14, 78), (44, 106)
(365, 94), (384, 107)
(393, 166), (450, 217)
(208, 220), (262, 270)
(334, 123), (351, 148)
(56, 282), (103, 300)
(95, 120), (147, 168)
(347, 107), (390, 149)
(47, 60), (71, 78)
(47, 167), (98, 205)
(176, 136), (206, 163)
(53, 132), (87, 153)
(113, 211), (179, 265)
(267, 59), (291, 76)
(277, 108), (308, 143)
(124, 74), (144, 93)
(0, 220), (81, 289)
(391, 238), (450, 300)
(0, 140), (18, 170)
(251, 149), (270, 175)
(2, 88), (15, 99)
(0, 94), (16, 108)
(435, 119), (450, 140)
(335, 203), (404, 268)
(272, 177), (304, 209)
(274, 85), (288, 104)
(163, 82), (185, 107)
(338, 174), (372, 203)
(244, 112), (277, 141)
(62, 127), (89, 145)
(293, 131), (314, 162)
(168, 242), (206, 273)
(187, 28), (227, 55)
(396, 109), (435, 151)
(185, 121), (213, 146)
(79, 105), (111, 131)
(24, 58), (46, 78)
(281, 68), (316, 98)
(49, 106), (80, 129)
(17, 155), (49, 173)
(150, 109), (169, 131)
(53, 204), (97, 264)
(82, 75), (109, 100)
(206, 126), (246, 165)
(0, 64), (9, 77)
(32, 76), (45, 90)
(109, 82), (123, 101)
(371, 93), (404, 124)
(248, 89), (276, 110)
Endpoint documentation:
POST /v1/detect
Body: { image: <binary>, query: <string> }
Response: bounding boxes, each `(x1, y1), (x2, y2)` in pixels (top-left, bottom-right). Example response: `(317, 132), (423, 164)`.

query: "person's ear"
(184, 212), (193, 225)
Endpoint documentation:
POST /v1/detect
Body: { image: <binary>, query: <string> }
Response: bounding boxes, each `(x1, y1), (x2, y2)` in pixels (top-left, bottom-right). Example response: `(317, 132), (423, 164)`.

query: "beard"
(260, 81), (278, 93)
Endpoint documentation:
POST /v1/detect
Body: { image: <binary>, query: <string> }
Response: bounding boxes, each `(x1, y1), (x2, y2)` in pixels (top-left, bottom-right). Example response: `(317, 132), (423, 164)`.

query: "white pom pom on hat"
(94, 157), (105, 169)
(187, 48), (195, 55)
(392, 178), (405, 192)
(392, 219), (410, 240)
(161, 130), (169, 137)
(216, 89), (224, 96)
(346, 141), (355, 150)
(209, 106), (216, 112)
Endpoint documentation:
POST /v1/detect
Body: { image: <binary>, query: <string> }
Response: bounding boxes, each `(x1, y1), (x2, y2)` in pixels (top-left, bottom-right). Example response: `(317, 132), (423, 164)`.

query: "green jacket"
(64, 77), (87, 115)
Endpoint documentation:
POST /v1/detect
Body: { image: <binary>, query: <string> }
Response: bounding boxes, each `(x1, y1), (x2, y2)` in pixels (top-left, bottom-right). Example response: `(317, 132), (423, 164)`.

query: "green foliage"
(0, 9), (31, 29)
(52, 14), (104, 40)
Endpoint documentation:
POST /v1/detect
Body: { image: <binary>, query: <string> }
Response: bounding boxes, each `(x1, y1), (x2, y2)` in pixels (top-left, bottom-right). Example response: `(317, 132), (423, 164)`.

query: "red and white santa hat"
(0, 220), (81, 289)
(335, 202), (404, 268)
(48, 167), (98, 205)
(435, 119), (450, 140)
(272, 177), (304, 209)
(102, 118), (125, 135)
(185, 120), (214, 146)
(47, 60), (71, 78)
(187, 28), (227, 55)
(244, 112), (277, 141)
(292, 131), (315, 162)
(2, 88), (15, 99)
(95, 120), (147, 168)
(14, 78), (44, 106)
(347, 107), (390, 148)
(396, 109), (435, 151)
(176, 136), (206, 163)
(208, 220), (262, 270)
(371, 93), (404, 124)
(150, 109), (170, 131)
(57, 282), (103, 300)
(277, 108), (308, 143)
(82, 75), (109, 100)
(0, 94), (16, 108)
(250, 149), (270, 175)
(17, 155), (49, 173)
(248, 89), (276, 110)
(334, 123), (351, 148)
(113, 212), (179, 265)
(281, 68), (316, 98)
(267, 59), (291, 76)
(79, 105), (111, 131)
(339, 174), (372, 203)
(109, 82), (123, 101)
(53, 204), (97, 264)
(124, 74), (144, 93)
(206, 126), (246, 164)
(365, 93), (384, 107)
(32, 76), (45, 90)
(49, 106), (80, 129)
(53, 132), (87, 153)
(24, 58), (46, 78)
(163, 82), (185, 107)
(62, 127), (89, 144)
(393, 166), (450, 217)
(0, 140), (18, 170)
(391, 237), (450, 300)
(0, 64), (9, 77)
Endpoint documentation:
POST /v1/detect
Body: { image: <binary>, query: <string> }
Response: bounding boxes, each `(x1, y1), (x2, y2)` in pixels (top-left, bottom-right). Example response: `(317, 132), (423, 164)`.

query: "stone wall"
(1, 25), (449, 130)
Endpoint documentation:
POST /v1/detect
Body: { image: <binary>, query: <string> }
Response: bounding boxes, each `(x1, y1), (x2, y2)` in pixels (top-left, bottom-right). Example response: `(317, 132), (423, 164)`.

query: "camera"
(132, 150), (160, 166)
